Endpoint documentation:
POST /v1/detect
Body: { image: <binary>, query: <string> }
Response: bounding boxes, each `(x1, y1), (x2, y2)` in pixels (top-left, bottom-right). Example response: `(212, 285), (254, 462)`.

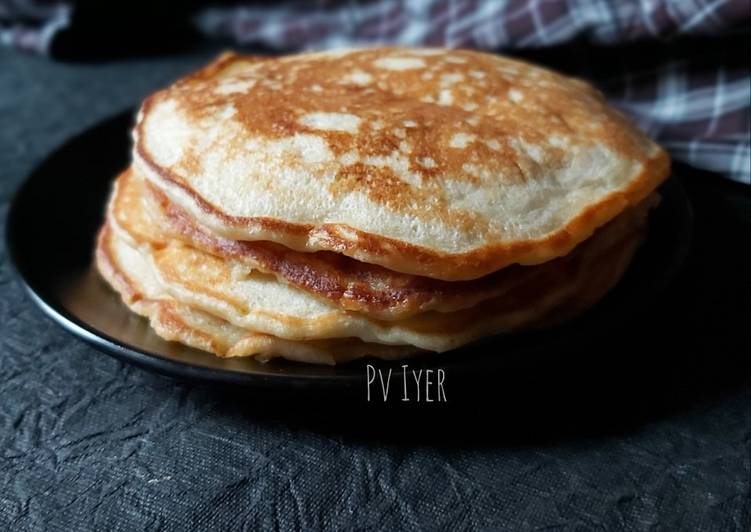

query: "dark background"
(1, 35), (750, 532)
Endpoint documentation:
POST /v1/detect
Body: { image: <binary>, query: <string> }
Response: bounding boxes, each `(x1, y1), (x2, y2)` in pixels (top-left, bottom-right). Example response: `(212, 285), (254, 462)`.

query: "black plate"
(6, 110), (693, 390)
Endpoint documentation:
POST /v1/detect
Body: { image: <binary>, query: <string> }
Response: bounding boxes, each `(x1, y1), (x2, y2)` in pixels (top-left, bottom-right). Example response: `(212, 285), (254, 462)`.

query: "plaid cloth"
(195, 0), (749, 48)
(2, 0), (749, 183)
(0, 0), (70, 53)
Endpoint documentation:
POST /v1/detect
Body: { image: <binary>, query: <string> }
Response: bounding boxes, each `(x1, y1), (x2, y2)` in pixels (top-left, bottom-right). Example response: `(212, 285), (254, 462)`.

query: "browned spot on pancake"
(330, 163), (414, 209)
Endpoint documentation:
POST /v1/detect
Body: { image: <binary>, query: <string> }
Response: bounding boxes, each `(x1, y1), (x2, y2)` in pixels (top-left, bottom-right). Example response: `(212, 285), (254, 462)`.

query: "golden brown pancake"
(134, 48), (668, 280)
(113, 167), (651, 321)
(96, 224), (420, 365)
(103, 169), (653, 352)
(93, 47), (668, 364)
(118, 168), (547, 319)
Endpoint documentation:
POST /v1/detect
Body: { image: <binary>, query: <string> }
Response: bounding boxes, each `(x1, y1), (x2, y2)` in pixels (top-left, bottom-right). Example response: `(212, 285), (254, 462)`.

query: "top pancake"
(134, 48), (669, 280)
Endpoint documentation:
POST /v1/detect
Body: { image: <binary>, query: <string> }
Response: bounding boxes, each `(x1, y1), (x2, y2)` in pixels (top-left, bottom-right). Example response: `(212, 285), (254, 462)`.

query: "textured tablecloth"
(0, 47), (749, 531)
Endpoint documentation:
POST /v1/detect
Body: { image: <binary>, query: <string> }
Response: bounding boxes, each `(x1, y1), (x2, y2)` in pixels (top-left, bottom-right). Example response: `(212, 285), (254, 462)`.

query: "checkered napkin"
(0, 0), (71, 53)
(2, 0), (749, 183)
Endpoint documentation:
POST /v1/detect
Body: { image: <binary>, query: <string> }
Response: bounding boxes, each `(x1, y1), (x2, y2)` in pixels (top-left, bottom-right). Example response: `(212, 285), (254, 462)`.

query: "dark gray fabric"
(0, 48), (749, 531)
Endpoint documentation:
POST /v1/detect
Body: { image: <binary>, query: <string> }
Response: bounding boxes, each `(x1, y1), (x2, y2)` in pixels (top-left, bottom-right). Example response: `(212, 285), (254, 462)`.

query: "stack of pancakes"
(96, 48), (669, 365)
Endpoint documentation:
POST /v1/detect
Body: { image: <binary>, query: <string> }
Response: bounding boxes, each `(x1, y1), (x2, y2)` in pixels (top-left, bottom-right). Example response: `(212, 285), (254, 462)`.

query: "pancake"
(106, 213), (571, 352)
(134, 48), (669, 281)
(105, 171), (652, 352)
(115, 168), (557, 319)
(96, 224), (420, 365)
(115, 168), (652, 322)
